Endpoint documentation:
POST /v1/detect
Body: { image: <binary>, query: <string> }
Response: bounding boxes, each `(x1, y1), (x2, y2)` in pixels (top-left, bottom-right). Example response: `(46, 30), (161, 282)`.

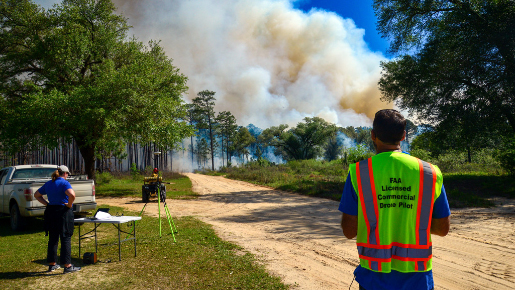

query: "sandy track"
(97, 173), (515, 289)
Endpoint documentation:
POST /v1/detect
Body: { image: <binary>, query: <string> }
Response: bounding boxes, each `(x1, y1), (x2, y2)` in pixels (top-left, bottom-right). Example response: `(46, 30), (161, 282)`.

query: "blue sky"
(295, 0), (389, 55)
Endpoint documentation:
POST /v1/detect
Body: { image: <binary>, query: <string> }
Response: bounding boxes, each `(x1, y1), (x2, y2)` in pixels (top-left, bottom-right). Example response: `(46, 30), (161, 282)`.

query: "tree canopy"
(192, 90), (218, 170)
(375, 0), (515, 142)
(233, 126), (255, 162)
(215, 111), (237, 166)
(261, 117), (337, 161)
(0, 0), (193, 178)
(340, 126), (374, 151)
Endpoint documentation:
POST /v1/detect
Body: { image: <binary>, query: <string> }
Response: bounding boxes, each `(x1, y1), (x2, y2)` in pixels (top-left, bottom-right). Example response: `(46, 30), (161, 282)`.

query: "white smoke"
(35, 0), (392, 128)
(34, 0), (395, 171)
(337, 131), (355, 149)
(111, 0), (391, 128)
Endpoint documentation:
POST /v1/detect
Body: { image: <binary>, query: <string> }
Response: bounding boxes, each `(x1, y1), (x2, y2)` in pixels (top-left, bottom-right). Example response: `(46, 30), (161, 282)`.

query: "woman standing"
(34, 165), (81, 273)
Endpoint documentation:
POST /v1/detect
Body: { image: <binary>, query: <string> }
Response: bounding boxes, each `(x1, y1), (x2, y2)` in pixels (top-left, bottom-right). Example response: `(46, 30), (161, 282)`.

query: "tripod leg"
(139, 203), (148, 217)
(158, 186), (162, 237)
(126, 202), (148, 239)
(163, 202), (177, 243)
(164, 202), (178, 233)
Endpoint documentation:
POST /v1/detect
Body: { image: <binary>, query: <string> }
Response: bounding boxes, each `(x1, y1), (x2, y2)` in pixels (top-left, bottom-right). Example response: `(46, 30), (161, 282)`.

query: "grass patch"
(207, 160), (347, 201)
(445, 189), (496, 208)
(96, 172), (198, 200)
(206, 160), (514, 208)
(0, 205), (286, 290)
(444, 172), (515, 208)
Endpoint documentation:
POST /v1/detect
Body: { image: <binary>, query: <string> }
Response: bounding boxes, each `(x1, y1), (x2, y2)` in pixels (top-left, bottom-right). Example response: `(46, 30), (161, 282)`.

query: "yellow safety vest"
(349, 151), (443, 273)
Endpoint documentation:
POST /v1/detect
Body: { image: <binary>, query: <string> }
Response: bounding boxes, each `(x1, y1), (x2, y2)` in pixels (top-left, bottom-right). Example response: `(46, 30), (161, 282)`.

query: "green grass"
(443, 172), (515, 208)
(208, 160), (347, 201)
(0, 205), (287, 290)
(207, 159), (514, 208)
(96, 172), (198, 199)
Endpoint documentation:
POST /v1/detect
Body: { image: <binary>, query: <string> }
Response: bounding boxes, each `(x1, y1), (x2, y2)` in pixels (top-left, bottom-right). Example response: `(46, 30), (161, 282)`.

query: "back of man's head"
(373, 109), (406, 144)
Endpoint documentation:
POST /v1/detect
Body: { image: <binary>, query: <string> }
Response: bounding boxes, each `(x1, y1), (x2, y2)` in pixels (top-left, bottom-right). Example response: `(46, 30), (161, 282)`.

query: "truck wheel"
(10, 203), (26, 231)
(160, 185), (166, 202)
(142, 187), (149, 203)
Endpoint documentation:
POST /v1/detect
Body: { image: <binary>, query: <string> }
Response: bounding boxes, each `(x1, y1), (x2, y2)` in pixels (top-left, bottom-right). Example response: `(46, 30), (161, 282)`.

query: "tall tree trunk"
(153, 143), (157, 169)
(226, 139), (230, 166)
(501, 105), (515, 133)
(75, 140), (80, 174)
(191, 135), (194, 169)
(209, 120), (215, 171)
(221, 135), (225, 167)
(134, 142), (138, 170)
(128, 143), (131, 171)
(76, 140), (96, 180)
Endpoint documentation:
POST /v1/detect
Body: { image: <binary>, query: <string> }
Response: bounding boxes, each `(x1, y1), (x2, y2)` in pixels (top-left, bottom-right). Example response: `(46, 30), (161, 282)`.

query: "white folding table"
(74, 216), (142, 261)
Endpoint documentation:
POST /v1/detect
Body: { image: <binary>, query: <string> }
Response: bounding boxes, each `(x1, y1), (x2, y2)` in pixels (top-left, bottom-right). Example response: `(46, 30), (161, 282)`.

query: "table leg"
(118, 224), (121, 261)
(78, 224), (81, 258)
(95, 222), (98, 253)
(134, 221), (137, 257)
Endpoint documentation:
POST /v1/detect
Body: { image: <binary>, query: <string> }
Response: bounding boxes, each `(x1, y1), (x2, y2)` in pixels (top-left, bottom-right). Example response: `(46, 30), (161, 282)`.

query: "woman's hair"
(51, 169), (64, 182)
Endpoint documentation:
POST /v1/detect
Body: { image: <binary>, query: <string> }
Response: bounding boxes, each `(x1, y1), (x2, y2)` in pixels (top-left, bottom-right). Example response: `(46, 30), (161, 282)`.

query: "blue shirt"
(339, 173), (451, 290)
(38, 177), (73, 205)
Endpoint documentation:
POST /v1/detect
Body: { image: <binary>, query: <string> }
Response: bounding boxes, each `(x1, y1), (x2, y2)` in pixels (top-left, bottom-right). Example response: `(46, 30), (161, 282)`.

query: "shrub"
(95, 171), (114, 185)
(409, 148), (432, 162)
(432, 151), (466, 172)
(431, 148), (501, 174)
(472, 148), (499, 165)
(343, 144), (375, 165)
(257, 157), (272, 167)
(129, 163), (143, 180)
(130, 163), (139, 176)
(144, 166), (154, 176)
(495, 136), (515, 175)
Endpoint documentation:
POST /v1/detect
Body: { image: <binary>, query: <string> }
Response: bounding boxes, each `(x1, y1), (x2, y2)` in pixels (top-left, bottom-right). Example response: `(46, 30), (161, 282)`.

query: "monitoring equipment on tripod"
(142, 171), (166, 203)
(137, 167), (177, 240)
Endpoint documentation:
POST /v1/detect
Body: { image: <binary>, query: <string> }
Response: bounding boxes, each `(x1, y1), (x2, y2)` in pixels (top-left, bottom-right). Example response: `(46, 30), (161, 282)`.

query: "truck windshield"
(12, 168), (57, 179)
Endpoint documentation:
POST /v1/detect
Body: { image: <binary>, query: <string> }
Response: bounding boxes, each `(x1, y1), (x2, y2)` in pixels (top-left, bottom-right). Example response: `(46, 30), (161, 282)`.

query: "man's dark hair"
(372, 109), (406, 144)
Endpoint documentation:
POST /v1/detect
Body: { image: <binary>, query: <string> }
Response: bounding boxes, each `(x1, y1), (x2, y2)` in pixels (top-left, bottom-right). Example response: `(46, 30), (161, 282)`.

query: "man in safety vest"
(339, 109), (450, 290)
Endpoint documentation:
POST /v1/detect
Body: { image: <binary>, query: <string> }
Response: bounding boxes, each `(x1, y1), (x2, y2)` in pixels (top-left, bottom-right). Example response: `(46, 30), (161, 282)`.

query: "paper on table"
(95, 210), (112, 220)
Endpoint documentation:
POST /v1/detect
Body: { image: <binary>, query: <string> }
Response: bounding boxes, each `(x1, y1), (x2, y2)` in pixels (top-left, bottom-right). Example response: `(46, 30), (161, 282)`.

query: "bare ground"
(97, 173), (515, 290)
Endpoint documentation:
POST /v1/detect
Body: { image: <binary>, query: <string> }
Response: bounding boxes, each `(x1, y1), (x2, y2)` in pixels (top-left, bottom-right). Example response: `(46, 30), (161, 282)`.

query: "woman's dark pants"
(45, 205), (74, 265)
(47, 231), (72, 265)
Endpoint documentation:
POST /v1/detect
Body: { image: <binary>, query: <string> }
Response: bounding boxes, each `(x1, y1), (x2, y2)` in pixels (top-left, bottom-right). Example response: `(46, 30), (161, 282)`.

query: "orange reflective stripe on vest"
(356, 157), (437, 272)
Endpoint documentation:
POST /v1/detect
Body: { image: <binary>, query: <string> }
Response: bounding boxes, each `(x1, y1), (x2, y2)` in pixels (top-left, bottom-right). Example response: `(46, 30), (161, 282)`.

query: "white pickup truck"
(0, 164), (97, 230)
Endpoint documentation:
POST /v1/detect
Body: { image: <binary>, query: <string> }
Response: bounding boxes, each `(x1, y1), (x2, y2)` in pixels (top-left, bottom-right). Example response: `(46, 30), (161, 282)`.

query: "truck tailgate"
(69, 180), (95, 203)
(24, 180), (96, 216)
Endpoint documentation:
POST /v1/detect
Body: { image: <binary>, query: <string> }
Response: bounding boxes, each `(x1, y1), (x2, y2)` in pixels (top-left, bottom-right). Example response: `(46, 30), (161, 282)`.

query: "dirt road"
(98, 173), (515, 289)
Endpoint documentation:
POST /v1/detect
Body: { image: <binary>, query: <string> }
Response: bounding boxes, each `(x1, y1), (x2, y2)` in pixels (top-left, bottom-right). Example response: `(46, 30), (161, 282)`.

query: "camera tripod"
(141, 181), (178, 241)
(130, 179), (178, 242)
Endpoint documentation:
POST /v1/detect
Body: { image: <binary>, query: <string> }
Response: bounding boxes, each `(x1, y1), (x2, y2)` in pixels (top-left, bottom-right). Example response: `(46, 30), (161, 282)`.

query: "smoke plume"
(35, 0), (392, 127)
(111, 0), (391, 128)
